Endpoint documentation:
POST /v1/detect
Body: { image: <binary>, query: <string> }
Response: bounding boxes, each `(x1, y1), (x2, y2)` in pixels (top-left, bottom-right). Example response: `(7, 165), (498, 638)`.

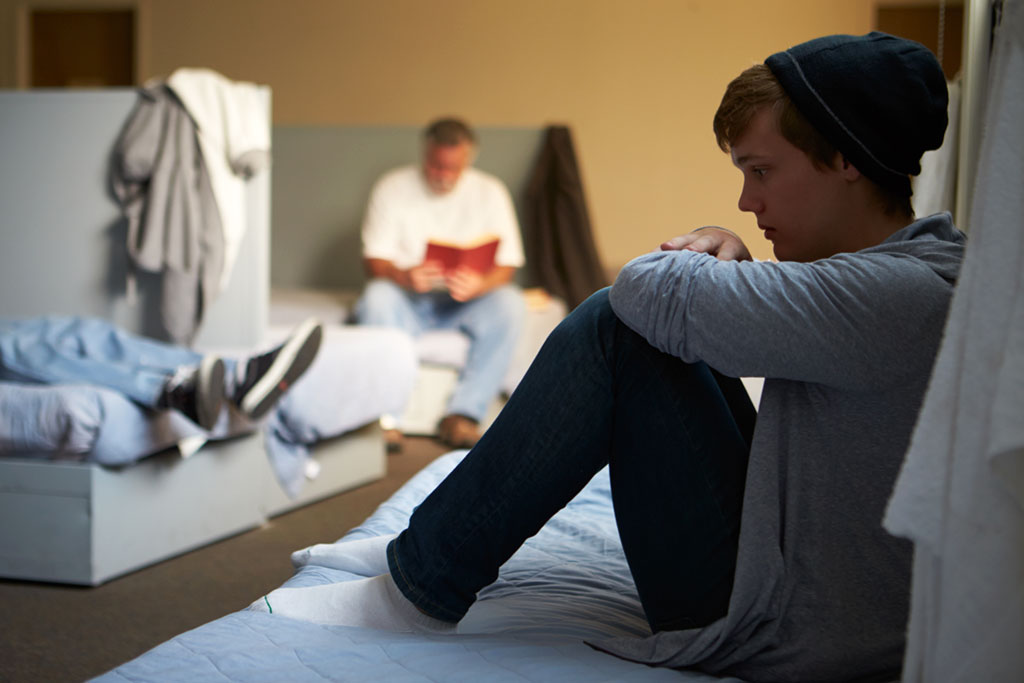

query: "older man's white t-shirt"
(361, 165), (525, 271)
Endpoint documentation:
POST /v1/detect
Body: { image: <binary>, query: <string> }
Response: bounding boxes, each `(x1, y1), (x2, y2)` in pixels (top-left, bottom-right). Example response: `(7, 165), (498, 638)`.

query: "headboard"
(270, 125), (545, 291)
(0, 90), (269, 349)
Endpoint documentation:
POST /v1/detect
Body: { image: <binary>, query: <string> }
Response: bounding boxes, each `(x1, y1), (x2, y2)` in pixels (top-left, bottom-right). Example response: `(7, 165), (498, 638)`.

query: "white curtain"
(884, 1), (1024, 681)
(911, 78), (961, 218)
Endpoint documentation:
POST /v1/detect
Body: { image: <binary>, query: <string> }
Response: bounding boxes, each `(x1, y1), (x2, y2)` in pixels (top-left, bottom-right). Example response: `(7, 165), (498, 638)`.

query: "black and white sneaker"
(233, 318), (323, 421)
(158, 355), (226, 431)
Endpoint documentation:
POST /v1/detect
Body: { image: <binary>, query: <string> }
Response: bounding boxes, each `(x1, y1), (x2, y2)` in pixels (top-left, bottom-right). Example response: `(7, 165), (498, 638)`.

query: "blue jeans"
(355, 279), (526, 422)
(0, 316), (204, 406)
(387, 288), (755, 632)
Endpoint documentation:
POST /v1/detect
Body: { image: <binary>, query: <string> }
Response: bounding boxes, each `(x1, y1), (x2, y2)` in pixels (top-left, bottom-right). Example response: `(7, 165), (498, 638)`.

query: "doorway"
(29, 8), (135, 87)
(877, 3), (964, 79)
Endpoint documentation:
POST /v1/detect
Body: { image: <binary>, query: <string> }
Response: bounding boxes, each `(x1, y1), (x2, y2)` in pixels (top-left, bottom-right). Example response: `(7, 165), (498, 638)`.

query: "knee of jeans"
(491, 286), (527, 329)
(546, 287), (615, 342)
(356, 279), (406, 323)
(572, 287), (615, 322)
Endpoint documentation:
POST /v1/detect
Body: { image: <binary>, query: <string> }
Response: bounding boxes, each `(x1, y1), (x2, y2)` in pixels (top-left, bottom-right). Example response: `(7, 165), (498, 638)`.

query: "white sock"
(247, 573), (455, 633)
(290, 533), (396, 577)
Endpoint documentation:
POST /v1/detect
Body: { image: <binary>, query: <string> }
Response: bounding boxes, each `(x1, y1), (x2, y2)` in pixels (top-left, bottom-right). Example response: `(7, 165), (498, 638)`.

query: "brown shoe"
(437, 414), (481, 449)
(383, 428), (404, 454)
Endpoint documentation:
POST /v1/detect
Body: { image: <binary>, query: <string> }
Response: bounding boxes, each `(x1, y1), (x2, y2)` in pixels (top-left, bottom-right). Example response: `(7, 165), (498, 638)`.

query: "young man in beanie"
(252, 32), (965, 682)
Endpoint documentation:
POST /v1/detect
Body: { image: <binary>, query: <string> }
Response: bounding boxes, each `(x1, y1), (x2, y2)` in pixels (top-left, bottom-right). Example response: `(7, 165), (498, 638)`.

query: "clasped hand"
(408, 261), (484, 302)
(660, 226), (753, 262)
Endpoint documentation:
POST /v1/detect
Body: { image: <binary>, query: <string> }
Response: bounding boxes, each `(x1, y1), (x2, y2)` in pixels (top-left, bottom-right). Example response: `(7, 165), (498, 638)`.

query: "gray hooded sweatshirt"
(603, 214), (965, 682)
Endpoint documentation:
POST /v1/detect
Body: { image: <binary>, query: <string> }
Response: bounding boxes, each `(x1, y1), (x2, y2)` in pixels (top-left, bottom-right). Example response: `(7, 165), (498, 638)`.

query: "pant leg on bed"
(0, 316), (202, 405)
(388, 287), (753, 628)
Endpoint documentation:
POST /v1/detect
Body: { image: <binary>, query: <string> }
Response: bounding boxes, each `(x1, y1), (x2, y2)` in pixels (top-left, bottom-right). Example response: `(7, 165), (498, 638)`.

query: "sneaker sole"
(197, 356), (226, 431)
(239, 318), (323, 420)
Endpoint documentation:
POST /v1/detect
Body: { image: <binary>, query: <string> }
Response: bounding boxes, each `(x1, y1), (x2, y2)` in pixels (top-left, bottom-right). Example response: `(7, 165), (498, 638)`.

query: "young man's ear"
(838, 155), (863, 182)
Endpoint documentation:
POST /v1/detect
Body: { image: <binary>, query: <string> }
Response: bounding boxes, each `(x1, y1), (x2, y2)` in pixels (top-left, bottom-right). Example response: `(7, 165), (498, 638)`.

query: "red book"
(424, 235), (500, 274)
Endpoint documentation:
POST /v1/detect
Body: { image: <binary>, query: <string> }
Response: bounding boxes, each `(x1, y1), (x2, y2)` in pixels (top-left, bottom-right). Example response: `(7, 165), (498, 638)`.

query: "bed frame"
(0, 90), (386, 585)
(0, 422), (385, 585)
(1, 437), (266, 585)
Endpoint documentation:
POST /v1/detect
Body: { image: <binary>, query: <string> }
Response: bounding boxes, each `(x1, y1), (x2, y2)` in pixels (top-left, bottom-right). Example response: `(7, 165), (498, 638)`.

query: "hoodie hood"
(869, 212), (966, 284)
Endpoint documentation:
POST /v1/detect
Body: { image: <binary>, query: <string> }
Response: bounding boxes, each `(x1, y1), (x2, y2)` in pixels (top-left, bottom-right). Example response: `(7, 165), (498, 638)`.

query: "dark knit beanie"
(765, 31), (948, 196)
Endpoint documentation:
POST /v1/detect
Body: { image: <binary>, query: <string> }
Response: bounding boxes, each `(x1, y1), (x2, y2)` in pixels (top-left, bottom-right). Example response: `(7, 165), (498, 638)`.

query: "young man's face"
(423, 141), (473, 195)
(730, 108), (851, 262)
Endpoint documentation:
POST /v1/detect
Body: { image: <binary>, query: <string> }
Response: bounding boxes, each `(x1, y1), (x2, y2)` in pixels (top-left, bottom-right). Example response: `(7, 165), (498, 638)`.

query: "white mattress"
(270, 286), (568, 395)
(95, 451), (745, 681)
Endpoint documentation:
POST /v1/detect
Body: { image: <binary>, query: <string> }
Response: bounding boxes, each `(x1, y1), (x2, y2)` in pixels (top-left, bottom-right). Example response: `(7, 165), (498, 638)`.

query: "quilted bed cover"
(95, 451), (744, 682)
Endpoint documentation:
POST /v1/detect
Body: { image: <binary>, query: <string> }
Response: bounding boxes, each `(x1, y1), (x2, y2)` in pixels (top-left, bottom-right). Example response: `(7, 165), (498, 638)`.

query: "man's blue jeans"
(355, 279), (525, 423)
(387, 288), (755, 632)
(0, 316), (204, 406)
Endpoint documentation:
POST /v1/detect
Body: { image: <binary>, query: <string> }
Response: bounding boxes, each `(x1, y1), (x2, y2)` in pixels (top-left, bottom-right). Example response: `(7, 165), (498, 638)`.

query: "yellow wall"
(2, 0), (882, 272)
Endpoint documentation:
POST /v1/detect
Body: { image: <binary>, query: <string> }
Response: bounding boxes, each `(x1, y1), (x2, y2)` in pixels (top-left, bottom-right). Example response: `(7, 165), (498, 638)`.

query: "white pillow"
(0, 382), (102, 456)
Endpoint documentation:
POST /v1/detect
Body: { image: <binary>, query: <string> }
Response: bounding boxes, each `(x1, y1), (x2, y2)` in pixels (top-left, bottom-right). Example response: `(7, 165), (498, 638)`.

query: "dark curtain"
(521, 125), (607, 309)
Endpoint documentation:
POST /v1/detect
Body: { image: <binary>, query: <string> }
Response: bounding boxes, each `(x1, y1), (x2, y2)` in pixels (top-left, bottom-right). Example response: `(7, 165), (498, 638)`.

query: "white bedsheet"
(262, 324), (417, 496)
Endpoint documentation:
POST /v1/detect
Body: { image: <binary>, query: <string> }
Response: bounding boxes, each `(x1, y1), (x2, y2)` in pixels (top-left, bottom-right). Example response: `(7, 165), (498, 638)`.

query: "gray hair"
(423, 117), (476, 146)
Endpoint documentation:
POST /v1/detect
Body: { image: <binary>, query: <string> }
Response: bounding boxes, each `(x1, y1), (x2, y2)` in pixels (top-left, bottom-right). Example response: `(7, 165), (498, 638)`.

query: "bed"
(0, 322), (416, 585)
(269, 285), (567, 433)
(93, 449), (746, 682)
(0, 89), (417, 585)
